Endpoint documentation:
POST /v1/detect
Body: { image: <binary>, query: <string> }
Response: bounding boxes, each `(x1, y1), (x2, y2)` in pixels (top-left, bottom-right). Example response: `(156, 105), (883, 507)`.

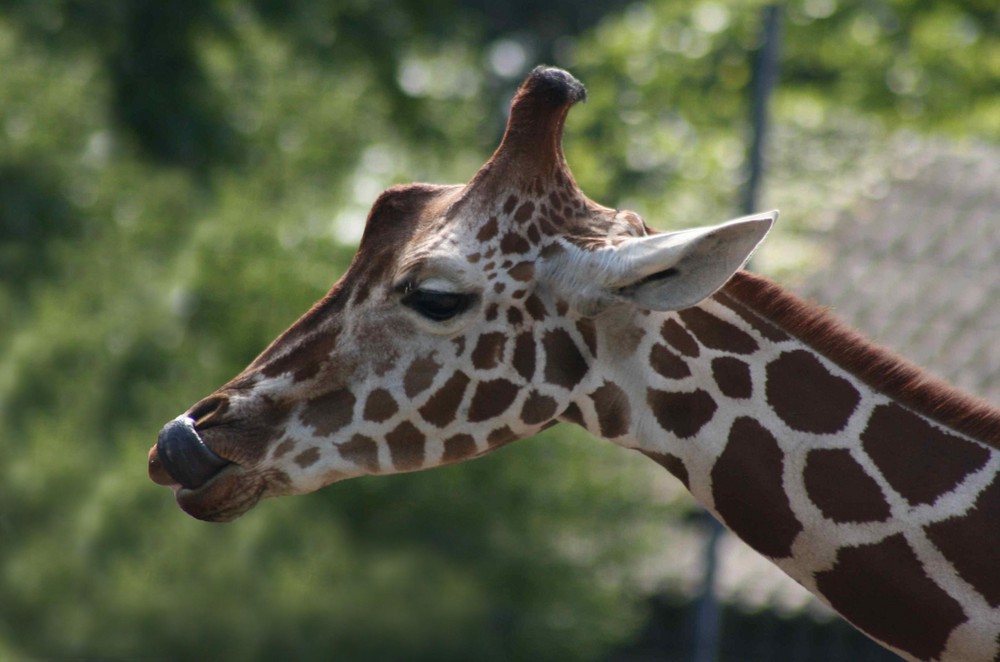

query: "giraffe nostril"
(156, 416), (231, 489)
(188, 394), (230, 429)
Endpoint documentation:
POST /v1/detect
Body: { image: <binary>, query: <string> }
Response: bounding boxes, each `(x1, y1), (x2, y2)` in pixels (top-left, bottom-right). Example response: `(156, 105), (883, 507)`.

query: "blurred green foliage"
(0, 0), (996, 659)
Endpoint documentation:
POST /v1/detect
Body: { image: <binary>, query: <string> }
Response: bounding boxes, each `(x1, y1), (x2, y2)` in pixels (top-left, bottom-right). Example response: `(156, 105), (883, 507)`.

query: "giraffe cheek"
(300, 389), (358, 437)
(338, 434), (381, 474)
(385, 421), (426, 472)
(363, 388), (399, 423)
(468, 378), (520, 422)
(441, 434), (478, 464)
(418, 371), (471, 428)
(520, 391), (559, 426)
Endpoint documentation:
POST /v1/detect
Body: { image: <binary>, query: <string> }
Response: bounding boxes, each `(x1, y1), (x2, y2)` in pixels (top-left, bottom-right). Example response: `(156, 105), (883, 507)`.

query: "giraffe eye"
(401, 287), (477, 322)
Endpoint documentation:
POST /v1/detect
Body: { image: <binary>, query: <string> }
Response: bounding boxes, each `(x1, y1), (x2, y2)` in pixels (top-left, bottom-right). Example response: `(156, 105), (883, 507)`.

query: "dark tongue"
(155, 417), (230, 489)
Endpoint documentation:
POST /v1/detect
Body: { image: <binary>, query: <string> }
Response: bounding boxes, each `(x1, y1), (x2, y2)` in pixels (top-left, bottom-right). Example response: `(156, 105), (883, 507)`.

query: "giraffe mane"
(720, 270), (1000, 450)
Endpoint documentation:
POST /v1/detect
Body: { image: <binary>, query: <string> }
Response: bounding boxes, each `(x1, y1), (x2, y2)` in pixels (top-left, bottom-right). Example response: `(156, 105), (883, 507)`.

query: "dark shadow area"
(611, 593), (903, 662)
(0, 161), (80, 298)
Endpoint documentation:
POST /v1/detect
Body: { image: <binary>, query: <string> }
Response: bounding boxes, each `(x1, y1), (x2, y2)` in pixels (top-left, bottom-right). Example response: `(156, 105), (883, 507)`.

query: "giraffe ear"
(609, 211), (776, 312)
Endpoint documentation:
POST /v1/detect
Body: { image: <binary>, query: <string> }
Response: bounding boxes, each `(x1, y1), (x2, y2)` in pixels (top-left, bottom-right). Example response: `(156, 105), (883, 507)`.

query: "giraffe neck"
(569, 271), (1000, 662)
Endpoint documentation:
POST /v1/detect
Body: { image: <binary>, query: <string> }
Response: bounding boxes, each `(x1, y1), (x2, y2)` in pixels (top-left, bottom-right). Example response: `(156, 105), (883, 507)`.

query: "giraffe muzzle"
(154, 416), (231, 490)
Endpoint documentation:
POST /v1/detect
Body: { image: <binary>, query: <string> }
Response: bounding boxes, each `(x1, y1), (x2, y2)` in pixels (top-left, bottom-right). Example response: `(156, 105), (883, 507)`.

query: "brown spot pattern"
(442, 434), (478, 463)
(404, 356), (441, 398)
(521, 391), (559, 425)
(559, 402), (586, 427)
(472, 332), (507, 370)
(301, 388), (356, 436)
(261, 328), (340, 381)
(815, 534), (966, 661)
(526, 223), (540, 243)
(711, 357), (752, 399)
(589, 381), (631, 438)
(766, 350), (860, 434)
(514, 201), (535, 222)
(660, 319), (700, 357)
(542, 328), (589, 389)
(371, 346), (400, 377)
(469, 378), (520, 422)
(862, 403), (991, 506)
(647, 388), (717, 439)
(650, 343), (691, 380)
(339, 435), (379, 472)
(712, 417), (802, 558)
(926, 475), (1000, 607)
(513, 332), (536, 380)
(804, 449), (890, 523)
(272, 438), (295, 460)
(524, 294), (547, 321)
(351, 285), (372, 307)
(722, 270), (1000, 447)
(385, 421), (426, 471)
(476, 216), (498, 242)
(363, 389), (398, 423)
(640, 450), (689, 488)
(294, 447), (320, 468)
(508, 262), (535, 281)
(678, 308), (759, 355)
(419, 371), (470, 428)
(500, 232), (531, 254)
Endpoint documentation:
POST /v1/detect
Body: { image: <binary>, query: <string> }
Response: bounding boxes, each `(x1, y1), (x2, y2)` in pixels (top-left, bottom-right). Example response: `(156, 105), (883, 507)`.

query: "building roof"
(798, 141), (1000, 405)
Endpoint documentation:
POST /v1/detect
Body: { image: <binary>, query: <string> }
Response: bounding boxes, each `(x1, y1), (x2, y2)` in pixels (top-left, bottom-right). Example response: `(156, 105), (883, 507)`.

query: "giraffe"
(148, 67), (1000, 661)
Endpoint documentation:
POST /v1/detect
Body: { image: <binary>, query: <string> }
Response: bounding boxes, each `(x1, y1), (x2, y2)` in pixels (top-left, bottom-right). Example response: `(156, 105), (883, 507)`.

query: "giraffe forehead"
(444, 185), (640, 259)
(379, 170), (651, 294)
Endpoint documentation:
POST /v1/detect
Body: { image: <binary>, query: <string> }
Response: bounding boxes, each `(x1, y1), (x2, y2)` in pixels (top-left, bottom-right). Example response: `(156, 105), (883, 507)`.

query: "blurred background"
(1, 0), (997, 659)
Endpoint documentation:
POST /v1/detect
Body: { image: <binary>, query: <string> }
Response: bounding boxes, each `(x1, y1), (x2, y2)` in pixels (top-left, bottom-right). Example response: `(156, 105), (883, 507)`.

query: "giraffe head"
(148, 67), (774, 521)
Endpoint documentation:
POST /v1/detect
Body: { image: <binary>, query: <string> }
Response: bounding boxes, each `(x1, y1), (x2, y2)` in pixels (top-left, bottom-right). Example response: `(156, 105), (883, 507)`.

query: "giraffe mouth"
(150, 416), (232, 490)
(149, 416), (275, 522)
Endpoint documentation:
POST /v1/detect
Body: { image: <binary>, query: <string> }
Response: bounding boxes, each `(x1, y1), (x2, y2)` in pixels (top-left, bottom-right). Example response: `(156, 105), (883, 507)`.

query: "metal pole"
(691, 515), (724, 662)
(742, 4), (783, 216)
(691, 7), (782, 662)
